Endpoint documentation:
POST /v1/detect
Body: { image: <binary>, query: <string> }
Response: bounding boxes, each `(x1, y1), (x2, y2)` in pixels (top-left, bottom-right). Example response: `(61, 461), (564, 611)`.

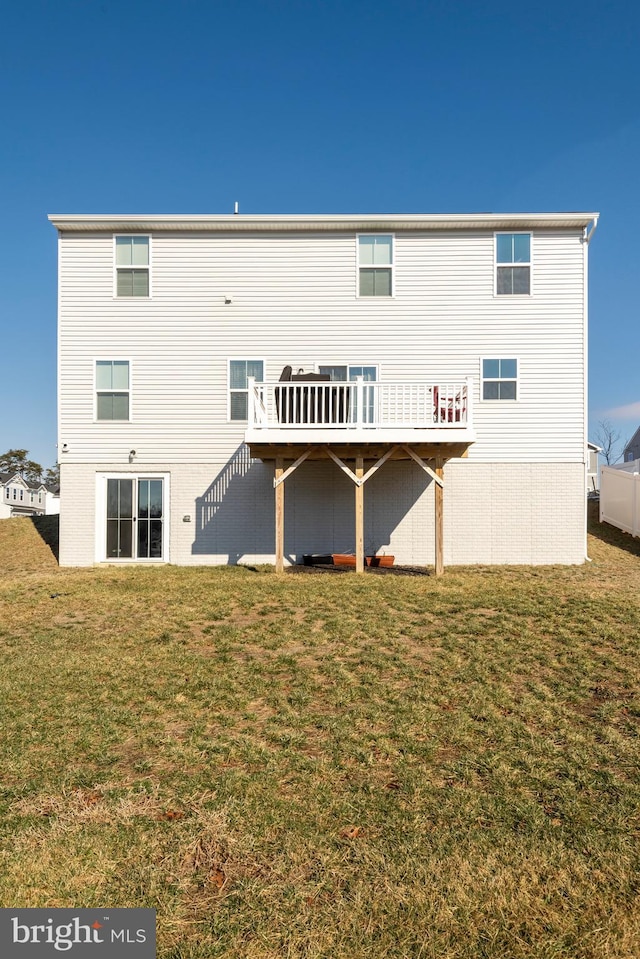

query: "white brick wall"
(59, 459), (586, 568)
(59, 463), (97, 566)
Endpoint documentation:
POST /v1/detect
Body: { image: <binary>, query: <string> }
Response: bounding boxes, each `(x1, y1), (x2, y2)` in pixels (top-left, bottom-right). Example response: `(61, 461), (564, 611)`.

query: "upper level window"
(318, 364), (378, 423)
(96, 360), (130, 420)
(482, 358), (518, 400)
(358, 235), (393, 297)
(496, 234), (530, 295)
(229, 359), (264, 421)
(115, 236), (150, 297)
(318, 364), (377, 382)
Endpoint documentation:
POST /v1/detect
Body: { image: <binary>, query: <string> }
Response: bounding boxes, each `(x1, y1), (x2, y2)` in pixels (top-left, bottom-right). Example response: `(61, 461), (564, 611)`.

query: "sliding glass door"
(106, 477), (164, 560)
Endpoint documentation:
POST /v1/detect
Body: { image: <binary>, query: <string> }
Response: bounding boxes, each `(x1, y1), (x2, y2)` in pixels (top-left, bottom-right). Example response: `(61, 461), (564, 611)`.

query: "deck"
(244, 377), (475, 576)
(245, 377), (475, 453)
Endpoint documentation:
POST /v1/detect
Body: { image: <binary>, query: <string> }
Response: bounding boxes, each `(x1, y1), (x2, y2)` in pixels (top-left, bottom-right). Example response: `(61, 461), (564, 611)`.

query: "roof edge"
(48, 212), (599, 233)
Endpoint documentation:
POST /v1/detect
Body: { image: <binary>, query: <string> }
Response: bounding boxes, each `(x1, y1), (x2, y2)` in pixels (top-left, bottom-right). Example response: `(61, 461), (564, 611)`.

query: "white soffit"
(48, 212), (599, 233)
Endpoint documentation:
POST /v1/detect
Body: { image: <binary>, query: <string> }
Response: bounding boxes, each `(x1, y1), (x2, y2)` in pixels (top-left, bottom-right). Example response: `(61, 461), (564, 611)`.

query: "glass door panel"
(106, 478), (134, 558)
(106, 477), (164, 560)
(137, 478), (164, 559)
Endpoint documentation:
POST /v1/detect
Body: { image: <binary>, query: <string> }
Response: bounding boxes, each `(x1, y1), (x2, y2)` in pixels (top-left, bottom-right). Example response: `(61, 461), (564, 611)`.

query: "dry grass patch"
(0, 511), (639, 957)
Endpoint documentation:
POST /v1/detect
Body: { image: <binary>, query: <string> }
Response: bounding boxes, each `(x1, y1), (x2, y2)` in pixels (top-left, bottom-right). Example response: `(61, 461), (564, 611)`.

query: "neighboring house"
(587, 441), (602, 493)
(0, 471), (60, 518)
(49, 211), (598, 571)
(623, 426), (640, 463)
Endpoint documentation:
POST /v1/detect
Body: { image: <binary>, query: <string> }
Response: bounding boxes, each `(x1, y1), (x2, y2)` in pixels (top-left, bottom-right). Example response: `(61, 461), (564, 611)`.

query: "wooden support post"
(434, 457), (444, 576)
(275, 457), (284, 573)
(355, 456), (365, 574)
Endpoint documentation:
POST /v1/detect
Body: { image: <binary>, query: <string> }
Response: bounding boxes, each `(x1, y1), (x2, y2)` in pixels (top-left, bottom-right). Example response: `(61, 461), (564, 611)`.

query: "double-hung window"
(115, 236), (150, 297)
(96, 360), (130, 420)
(482, 359), (518, 400)
(229, 359), (264, 421)
(358, 235), (393, 296)
(496, 233), (530, 295)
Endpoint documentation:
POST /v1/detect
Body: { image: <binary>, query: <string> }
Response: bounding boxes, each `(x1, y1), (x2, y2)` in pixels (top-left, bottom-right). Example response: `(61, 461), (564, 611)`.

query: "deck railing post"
(247, 377), (255, 426)
(355, 456), (365, 572)
(356, 376), (364, 428)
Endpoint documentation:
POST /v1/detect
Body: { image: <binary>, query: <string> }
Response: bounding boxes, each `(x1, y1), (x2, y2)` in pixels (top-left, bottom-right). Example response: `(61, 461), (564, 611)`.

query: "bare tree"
(592, 419), (626, 465)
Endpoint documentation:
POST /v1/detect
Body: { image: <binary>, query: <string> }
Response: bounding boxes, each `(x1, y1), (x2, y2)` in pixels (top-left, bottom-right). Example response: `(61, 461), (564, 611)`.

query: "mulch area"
(286, 563), (431, 577)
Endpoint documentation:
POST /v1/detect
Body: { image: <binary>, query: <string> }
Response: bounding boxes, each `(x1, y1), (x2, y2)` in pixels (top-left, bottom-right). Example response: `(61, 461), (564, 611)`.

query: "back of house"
(50, 211), (598, 568)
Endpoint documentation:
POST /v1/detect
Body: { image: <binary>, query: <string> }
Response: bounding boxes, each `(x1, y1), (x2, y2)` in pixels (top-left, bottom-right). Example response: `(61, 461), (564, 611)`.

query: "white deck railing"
(247, 377), (473, 431)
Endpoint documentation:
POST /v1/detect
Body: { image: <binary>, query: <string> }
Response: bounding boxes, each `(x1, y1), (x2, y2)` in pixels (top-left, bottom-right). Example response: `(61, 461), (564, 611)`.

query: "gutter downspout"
(583, 214), (599, 561)
(585, 214), (599, 245)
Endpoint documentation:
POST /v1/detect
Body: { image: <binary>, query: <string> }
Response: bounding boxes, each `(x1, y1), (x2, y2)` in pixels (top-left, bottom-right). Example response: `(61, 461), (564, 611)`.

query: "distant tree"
(0, 448), (43, 483)
(592, 419), (626, 466)
(44, 463), (60, 487)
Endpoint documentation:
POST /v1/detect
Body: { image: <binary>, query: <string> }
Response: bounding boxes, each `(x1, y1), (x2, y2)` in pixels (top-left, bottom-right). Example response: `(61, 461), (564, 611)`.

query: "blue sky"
(2, 0), (639, 469)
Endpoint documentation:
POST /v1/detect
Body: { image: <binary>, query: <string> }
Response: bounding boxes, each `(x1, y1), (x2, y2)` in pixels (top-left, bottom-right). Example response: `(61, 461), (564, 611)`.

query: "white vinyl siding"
(57, 227), (586, 465)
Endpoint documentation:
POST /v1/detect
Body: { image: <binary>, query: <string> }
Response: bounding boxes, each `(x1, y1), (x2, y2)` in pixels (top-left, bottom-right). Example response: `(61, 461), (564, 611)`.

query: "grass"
(0, 508), (639, 957)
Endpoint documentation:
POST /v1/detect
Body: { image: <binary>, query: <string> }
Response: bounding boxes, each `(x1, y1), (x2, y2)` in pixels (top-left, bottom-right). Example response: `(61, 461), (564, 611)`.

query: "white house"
(0, 471), (60, 518)
(49, 212), (598, 571)
(623, 426), (640, 463)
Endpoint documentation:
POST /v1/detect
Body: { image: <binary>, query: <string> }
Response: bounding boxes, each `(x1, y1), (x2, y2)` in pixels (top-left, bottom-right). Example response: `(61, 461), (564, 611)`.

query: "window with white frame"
(96, 360), (130, 420)
(317, 364), (378, 382)
(229, 359), (264, 421)
(358, 235), (393, 296)
(318, 364), (378, 423)
(482, 358), (518, 400)
(496, 233), (530, 295)
(115, 236), (150, 297)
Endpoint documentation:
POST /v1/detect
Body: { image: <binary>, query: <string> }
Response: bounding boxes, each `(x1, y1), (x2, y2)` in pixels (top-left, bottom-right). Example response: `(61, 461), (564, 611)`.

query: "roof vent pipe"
(234, 202), (239, 215)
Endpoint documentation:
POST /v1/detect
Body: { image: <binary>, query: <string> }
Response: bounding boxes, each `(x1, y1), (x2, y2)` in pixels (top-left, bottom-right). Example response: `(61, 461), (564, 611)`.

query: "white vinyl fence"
(600, 461), (640, 537)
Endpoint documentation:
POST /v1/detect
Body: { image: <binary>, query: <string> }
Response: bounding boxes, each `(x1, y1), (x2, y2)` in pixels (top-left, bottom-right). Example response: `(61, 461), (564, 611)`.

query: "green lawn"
(0, 510), (639, 958)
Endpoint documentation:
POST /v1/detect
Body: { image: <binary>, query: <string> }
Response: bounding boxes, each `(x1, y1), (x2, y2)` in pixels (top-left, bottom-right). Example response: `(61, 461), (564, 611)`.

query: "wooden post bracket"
(273, 449), (312, 488)
(324, 445), (402, 487)
(401, 445), (445, 487)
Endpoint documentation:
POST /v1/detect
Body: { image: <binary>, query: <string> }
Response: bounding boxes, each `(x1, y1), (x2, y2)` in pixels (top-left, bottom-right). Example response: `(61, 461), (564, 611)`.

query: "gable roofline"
(624, 425), (640, 452)
(0, 472), (47, 491)
(48, 212), (599, 234)
(4, 473), (29, 488)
